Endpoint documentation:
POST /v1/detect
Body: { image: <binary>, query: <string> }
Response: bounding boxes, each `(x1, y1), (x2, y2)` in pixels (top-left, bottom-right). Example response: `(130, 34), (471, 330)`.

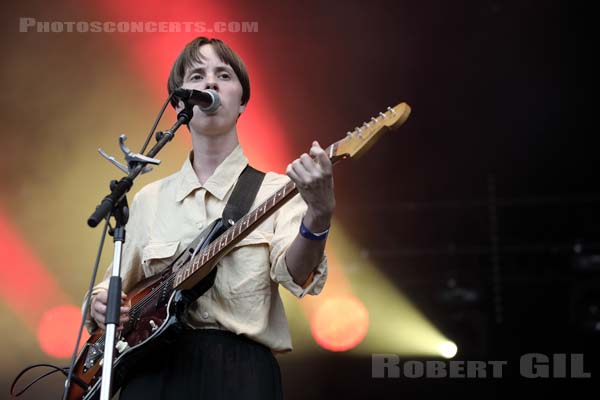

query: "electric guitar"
(66, 102), (411, 400)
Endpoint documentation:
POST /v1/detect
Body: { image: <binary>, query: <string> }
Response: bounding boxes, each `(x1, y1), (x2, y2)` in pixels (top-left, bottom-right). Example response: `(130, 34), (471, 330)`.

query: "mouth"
(201, 107), (219, 116)
(198, 103), (220, 115)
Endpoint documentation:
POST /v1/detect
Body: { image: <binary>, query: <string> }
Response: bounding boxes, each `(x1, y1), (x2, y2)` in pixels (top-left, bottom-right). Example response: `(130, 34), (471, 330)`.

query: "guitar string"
(124, 181), (294, 316)
(121, 187), (286, 326)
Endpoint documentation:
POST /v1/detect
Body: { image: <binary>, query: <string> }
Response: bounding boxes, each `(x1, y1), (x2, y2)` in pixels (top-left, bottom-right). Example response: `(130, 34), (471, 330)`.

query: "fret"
(222, 230), (230, 244)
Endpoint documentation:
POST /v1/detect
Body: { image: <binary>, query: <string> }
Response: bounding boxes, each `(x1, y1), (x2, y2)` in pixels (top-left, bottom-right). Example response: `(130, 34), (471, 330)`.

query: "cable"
(61, 216), (110, 400)
(140, 92), (177, 154)
(11, 363), (88, 398)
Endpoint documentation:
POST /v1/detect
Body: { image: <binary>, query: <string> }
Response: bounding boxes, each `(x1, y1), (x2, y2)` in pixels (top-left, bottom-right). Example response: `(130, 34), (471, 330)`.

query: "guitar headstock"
(328, 102), (411, 162)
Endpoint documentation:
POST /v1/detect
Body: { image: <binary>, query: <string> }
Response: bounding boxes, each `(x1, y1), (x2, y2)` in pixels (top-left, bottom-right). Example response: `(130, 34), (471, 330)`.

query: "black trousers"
(119, 329), (283, 400)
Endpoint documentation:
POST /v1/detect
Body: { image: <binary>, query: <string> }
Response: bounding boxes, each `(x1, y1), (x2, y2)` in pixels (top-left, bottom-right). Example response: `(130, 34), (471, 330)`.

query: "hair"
(167, 37), (250, 108)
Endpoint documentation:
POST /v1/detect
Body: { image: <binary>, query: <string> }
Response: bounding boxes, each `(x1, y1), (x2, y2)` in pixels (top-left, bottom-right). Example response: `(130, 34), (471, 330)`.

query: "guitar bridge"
(83, 342), (104, 372)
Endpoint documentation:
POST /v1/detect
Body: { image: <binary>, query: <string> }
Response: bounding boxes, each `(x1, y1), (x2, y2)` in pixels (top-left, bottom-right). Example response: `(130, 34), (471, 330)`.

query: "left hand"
(286, 141), (335, 231)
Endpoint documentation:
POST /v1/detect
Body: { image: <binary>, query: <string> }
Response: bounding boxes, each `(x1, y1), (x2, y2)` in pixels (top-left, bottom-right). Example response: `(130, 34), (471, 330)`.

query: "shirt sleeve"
(82, 192), (147, 333)
(268, 193), (328, 298)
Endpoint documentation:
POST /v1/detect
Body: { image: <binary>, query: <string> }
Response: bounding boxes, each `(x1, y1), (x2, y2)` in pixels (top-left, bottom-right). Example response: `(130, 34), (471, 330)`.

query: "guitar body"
(66, 219), (225, 400)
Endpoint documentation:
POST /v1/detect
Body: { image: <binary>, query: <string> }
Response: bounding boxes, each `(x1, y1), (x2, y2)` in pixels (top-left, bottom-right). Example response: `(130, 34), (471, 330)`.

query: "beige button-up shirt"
(85, 145), (327, 352)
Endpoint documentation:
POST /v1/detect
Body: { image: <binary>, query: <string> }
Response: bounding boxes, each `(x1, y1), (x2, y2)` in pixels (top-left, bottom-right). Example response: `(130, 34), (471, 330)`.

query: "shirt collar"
(175, 145), (249, 202)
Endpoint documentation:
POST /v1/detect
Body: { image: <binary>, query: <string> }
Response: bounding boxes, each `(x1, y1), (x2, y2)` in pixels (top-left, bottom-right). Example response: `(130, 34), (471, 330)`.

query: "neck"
(190, 128), (239, 184)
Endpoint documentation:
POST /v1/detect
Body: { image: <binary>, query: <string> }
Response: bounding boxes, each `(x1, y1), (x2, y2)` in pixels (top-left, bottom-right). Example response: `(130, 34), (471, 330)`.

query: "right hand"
(90, 289), (130, 331)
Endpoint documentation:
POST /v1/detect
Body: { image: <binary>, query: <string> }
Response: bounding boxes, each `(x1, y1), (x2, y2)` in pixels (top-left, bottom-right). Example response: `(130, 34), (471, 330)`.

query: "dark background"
(269, 0), (598, 397)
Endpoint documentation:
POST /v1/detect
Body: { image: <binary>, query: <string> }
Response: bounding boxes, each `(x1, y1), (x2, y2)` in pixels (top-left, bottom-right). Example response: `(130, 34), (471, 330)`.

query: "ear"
(239, 103), (246, 114)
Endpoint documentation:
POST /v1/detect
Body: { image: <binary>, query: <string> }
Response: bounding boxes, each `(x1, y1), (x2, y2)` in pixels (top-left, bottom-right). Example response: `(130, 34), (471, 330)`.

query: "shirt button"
(202, 311), (209, 319)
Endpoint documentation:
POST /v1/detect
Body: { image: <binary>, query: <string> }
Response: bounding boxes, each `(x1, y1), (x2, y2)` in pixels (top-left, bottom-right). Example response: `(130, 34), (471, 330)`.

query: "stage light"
(310, 295), (369, 352)
(438, 340), (458, 359)
(37, 304), (86, 359)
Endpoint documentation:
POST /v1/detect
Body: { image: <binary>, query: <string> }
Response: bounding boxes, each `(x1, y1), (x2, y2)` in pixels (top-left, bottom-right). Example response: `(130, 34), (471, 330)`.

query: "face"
(178, 44), (246, 136)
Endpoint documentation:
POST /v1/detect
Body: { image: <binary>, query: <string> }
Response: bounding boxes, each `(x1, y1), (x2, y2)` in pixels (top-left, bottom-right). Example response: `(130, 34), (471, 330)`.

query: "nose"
(204, 73), (219, 91)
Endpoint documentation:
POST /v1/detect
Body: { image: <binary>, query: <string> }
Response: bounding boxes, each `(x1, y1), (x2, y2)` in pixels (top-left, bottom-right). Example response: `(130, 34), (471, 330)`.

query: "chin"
(190, 119), (234, 136)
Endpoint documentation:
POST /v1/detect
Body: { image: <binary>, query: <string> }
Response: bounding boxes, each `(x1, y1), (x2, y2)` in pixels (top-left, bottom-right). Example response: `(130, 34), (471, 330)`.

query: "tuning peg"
(387, 106), (396, 115)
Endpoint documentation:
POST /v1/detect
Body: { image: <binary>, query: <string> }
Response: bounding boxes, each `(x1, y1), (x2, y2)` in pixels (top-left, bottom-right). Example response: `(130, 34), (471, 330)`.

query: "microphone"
(173, 88), (221, 114)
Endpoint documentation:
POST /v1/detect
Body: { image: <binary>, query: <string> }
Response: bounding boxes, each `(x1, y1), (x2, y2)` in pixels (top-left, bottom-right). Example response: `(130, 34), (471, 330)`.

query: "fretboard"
(172, 177), (293, 289)
(172, 144), (344, 290)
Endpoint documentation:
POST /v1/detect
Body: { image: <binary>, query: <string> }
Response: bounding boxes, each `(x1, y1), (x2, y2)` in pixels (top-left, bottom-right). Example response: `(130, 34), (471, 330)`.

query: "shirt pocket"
(142, 241), (180, 277)
(217, 230), (272, 299)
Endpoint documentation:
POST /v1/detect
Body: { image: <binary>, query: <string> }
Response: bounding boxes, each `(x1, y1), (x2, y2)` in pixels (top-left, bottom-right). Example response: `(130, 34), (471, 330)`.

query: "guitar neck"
(172, 143), (348, 290)
(173, 102), (411, 290)
(170, 179), (281, 290)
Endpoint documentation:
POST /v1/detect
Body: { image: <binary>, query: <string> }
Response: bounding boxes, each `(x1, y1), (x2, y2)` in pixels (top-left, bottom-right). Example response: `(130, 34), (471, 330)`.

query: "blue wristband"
(300, 219), (330, 241)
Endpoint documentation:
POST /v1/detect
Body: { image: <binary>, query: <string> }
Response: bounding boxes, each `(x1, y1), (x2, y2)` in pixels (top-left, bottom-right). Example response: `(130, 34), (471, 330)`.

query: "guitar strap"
(172, 164), (265, 297)
(222, 165), (266, 225)
(182, 164), (265, 253)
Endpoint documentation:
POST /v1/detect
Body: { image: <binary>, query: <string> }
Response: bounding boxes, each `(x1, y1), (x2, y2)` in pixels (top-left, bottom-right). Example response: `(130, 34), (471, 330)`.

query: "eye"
(190, 74), (203, 81)
(219, 73), (231, 80)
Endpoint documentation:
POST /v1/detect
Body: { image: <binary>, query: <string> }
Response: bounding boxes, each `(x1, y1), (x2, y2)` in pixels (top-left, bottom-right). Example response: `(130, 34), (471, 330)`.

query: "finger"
(299, 153), (319, 176)
(310, 144), (332, 175)
(94, 302), (107, 315)
(309, 140), (323, 154)
(286, 164), (303, 187)
(291, 160), (312, 185)
(94, 290), (108, 304)
(94, 313), (106, 325)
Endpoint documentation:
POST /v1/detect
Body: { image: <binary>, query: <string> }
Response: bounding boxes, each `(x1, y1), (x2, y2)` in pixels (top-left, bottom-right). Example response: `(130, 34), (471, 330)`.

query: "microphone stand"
(74, 106), (193, 400)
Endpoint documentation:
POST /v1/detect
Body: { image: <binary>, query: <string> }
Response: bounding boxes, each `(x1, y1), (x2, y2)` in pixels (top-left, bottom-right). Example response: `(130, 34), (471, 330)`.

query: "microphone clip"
(98, 134), (161, 175)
